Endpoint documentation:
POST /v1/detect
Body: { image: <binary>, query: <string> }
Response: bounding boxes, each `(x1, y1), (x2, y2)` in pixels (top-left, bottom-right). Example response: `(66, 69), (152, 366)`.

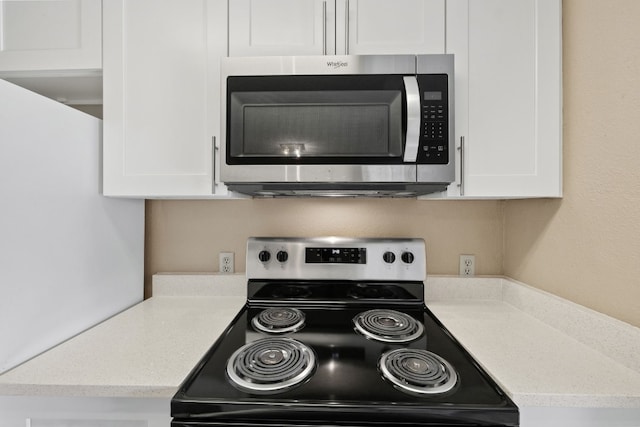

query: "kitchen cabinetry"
(229, 0), (335, 56)
(0, 0), (102, 104)
(228, 0), (445, 56)
(103, 0), (229, 197)
(437, 0), (562, 198)
(0, 396), (169, 427)
(0, 0), (101, 72)
(102, 0), (560, 199)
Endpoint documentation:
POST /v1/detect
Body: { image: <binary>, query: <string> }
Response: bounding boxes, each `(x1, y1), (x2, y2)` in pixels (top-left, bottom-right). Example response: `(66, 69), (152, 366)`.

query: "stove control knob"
(276, 250), (289, 263)
(401, 251), (415, 264)
(258, 250), (271, 263)
(383, 251), (396, 264)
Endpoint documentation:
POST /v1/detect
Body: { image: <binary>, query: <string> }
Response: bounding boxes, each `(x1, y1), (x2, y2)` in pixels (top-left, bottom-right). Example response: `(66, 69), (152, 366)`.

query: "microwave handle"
(403, 76), (420, 162)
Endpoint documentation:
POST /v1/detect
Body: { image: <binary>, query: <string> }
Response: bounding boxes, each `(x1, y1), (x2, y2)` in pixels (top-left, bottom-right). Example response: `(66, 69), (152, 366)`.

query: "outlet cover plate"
(459, 254), (475, 276)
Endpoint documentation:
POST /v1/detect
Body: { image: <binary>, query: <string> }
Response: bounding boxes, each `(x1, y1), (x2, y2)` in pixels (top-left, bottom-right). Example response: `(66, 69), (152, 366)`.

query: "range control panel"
(417, 74), (450, 165)
(306, 247), (367, 264)
(247, 237), (426, 282)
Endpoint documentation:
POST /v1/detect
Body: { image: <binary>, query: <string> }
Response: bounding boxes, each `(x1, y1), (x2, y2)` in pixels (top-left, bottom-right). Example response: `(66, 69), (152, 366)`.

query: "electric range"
(171, 237), (518, 426)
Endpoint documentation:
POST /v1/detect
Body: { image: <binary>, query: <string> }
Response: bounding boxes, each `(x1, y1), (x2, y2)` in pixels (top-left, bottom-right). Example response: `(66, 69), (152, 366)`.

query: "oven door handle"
(403, 76), (420, 162)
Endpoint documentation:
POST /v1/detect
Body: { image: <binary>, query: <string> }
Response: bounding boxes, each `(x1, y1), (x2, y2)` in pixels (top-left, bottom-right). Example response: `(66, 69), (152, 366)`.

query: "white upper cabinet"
(103, 0), (229, 197)
(441, 0), (562, 198)
(340, 0), (444, 55)
(0, 0), (101, 72)
(229, 0), (336, 56)
(228, 0), (445, 56)
(0, 0), (102, 104)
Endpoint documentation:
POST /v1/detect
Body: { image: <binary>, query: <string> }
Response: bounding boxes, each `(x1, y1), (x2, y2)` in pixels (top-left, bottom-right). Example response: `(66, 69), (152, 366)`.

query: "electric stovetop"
(171, 237), (518, 427)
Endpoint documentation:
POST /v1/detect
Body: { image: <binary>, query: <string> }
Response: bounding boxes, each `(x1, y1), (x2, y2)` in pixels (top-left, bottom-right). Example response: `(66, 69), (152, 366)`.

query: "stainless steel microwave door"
(229, 90), (402, 159)
(219, 54), (455, 197)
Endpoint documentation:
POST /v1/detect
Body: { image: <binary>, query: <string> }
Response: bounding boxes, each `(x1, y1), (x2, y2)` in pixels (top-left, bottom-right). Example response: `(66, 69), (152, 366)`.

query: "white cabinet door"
(443, 0), (562, 198)
(28, 420), (147, 427)
(103, 0), (228, 197)
(339, 0), (445, 55)
(228, 0), (444, 56)
(0, 396), (170, 427)
(0, 0), (101, 72)
(229, 0), (336, 56)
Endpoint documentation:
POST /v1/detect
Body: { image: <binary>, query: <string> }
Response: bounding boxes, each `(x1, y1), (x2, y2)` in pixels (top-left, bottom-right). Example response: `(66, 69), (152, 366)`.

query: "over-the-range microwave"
(220, 54), (454, 197)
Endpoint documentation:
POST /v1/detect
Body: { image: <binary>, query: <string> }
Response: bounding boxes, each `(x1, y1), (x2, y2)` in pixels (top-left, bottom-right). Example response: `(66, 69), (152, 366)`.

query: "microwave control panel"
(417, 75), (450, 164)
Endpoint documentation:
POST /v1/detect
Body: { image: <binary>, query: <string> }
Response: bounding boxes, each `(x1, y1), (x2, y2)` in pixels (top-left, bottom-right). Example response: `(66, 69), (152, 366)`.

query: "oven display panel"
(305, 247), (366, 264)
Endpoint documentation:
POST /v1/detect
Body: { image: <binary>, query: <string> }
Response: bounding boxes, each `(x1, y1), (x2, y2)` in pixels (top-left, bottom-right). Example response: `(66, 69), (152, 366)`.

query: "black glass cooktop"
(248, 280), (425, 303)
(172, 282), (518, 426)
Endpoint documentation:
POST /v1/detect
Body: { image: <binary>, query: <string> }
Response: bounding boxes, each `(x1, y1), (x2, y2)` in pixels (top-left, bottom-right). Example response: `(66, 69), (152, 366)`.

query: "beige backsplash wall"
(145, 198), (504, 294)
(504, 0), (640, 328)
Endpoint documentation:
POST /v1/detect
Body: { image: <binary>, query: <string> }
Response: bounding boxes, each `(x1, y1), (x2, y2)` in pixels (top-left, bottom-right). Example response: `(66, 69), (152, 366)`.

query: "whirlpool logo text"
(326, 61), (348, 69)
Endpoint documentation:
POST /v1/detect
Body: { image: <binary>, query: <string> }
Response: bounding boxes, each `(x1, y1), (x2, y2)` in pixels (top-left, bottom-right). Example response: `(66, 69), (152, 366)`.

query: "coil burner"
(379, 348), (458, 395)
(353, 309), (424, 343)
(252, 307), (306, 334)
(226, 337), (316, 394)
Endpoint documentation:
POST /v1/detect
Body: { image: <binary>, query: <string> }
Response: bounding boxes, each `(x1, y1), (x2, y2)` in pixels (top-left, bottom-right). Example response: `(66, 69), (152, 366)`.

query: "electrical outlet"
(219, 252), (234, 274)
(459, 255), (475, 276)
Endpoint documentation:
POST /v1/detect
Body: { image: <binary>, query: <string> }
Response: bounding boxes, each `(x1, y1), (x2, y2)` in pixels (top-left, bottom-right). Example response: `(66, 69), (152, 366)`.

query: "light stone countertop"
(428, 300), (640, 408)
(1, 273), (639, 413)
(0, 293), (245, 398)
(426, 277), (640, 410)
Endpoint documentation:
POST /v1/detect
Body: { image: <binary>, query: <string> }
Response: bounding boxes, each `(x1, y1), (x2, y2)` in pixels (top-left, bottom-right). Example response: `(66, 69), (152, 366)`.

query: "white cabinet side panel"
(0, 80), (144, 373)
